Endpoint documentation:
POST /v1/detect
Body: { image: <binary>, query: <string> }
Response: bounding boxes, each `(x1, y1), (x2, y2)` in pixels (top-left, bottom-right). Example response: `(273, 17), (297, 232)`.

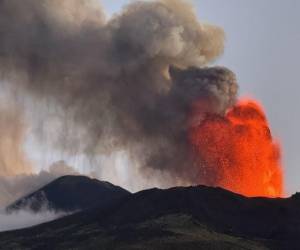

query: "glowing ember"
(189, 98), (284, 197)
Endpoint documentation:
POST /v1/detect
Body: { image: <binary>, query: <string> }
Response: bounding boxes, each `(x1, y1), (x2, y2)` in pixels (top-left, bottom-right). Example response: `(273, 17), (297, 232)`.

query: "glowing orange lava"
(189, 98), (284, 197)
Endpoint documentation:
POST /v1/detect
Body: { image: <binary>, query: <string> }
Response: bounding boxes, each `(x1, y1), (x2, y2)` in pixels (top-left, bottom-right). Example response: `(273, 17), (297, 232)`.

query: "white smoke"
(0, 208), (67, 232)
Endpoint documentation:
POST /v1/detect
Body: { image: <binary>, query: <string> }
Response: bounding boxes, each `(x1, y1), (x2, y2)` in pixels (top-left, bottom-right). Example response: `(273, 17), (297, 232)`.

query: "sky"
(101, 0), (300, 195)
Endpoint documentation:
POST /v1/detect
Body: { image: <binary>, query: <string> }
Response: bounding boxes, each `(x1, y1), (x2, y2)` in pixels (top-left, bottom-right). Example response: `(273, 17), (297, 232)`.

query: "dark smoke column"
(0, 0), (250, 188)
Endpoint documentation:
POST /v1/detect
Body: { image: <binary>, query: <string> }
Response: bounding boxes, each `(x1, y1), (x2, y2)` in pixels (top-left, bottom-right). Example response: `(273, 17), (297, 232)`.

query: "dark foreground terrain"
(1, 176), (300, 250)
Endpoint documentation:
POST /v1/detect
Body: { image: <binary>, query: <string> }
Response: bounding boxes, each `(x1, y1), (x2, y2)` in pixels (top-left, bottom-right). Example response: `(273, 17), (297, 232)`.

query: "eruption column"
(189, 99), (284, 197)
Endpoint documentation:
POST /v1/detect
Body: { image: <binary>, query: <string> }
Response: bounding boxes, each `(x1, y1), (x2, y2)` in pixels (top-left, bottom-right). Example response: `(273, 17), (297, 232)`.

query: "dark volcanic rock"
(6, 175), (130, 213)
(2, 184), (300, 249)
(97, 186), (300, 242)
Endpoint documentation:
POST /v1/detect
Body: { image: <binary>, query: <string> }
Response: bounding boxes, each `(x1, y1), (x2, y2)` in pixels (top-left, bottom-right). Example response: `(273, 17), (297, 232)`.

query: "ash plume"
(0, 103), (31, 176)
(0, 0), (238, 185)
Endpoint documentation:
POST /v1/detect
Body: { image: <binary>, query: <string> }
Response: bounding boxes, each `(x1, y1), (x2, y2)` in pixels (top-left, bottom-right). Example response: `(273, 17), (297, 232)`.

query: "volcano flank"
(0, 175), (298, 250)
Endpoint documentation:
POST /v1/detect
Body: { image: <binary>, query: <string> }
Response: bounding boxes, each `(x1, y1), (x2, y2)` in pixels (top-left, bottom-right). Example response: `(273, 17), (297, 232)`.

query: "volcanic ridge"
(0, 175), (299, 250)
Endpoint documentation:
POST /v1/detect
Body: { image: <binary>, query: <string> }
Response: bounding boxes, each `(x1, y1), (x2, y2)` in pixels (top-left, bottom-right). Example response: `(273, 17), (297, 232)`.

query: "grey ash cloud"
(0, 0), (238, 185)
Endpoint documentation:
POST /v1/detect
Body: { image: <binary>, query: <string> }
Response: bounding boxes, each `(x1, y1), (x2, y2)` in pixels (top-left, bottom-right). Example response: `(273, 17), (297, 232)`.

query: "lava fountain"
(189, 98), (284, 197)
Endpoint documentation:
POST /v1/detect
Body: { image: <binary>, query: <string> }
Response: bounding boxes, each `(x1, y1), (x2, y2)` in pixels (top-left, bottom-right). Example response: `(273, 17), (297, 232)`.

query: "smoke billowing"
(0, 0), (283, 198)
(0, 0), (239, 186)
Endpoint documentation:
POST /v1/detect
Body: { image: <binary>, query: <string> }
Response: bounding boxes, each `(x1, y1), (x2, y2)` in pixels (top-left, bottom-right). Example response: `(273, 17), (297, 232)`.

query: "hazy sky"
(101, 0), (300, 195)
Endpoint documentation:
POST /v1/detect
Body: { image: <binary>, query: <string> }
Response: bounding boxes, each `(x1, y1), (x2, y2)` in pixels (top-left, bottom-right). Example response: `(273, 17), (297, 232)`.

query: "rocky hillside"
(1, 178), (300, 249)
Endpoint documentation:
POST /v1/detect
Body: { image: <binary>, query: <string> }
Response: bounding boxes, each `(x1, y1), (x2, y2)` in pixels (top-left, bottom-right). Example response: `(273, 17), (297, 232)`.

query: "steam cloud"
(0, 209), (65, 232)
(0, 0), (238, 186)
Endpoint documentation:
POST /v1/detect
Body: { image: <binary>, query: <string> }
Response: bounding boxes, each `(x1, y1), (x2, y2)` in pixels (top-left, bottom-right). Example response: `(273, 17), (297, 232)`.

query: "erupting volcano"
(0, 0), (286, 198)
(189, 98), (284, 198)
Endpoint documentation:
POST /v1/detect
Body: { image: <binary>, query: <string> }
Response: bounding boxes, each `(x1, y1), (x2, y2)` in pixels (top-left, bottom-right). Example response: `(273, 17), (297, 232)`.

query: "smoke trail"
(0, 0), (237, 184)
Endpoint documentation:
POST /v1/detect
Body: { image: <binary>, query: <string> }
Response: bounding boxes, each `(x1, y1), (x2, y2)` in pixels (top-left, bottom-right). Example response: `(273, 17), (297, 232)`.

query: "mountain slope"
(0, 214), (270, 250)
(6, 175), (130, 213)
(98, 186), (297, 239)
(1, 184), (300, 249)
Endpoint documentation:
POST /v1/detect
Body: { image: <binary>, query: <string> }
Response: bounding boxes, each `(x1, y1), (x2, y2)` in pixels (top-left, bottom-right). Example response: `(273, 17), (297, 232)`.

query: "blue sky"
(100, 0), (300, 194)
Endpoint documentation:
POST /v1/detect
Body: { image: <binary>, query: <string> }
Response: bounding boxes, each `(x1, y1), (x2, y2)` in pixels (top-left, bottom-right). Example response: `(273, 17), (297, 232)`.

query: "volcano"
(0, 175), (299, 250)
(0, 0), (292, 249)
